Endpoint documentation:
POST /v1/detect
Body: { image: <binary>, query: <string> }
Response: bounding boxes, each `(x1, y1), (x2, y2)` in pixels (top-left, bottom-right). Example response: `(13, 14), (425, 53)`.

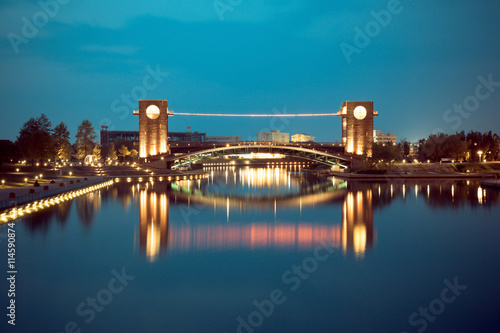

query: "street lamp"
(1, 180), (4, 187)
(24, 178), (28, 185)
(16, 168), (19, 173)
(39, 174), (43, 179)
(478, 151), (483, 162)
(69, 172), (72, 177)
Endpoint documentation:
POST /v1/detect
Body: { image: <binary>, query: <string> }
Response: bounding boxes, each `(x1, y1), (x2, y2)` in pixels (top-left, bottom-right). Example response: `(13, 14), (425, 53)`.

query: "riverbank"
(0, 176), (110, 210)
(329, 162), (500, 180)
(330, 172), (498, 180)
(0, 179), (114, 223)
(481, 179), (500, 189)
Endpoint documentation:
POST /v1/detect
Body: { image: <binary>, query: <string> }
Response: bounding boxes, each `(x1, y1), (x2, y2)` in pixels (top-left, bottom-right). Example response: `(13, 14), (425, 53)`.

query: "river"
(1, 166), (500, 333)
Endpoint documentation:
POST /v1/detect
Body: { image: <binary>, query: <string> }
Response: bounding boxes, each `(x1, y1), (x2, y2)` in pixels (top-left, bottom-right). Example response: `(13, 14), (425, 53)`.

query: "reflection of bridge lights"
(353, 225), (367, 257)
(168, 223), (342, 253)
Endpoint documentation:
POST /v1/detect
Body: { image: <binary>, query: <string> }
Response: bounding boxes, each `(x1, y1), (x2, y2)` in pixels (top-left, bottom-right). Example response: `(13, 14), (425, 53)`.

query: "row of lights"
(0, 180), (114, 223)
(267, 162), (312, 165)
(115, 174), (209, 183)
(2, 173), (53, 187)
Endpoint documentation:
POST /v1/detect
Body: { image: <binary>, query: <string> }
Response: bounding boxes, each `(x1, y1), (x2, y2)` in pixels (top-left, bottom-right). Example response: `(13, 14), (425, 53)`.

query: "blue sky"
(1, 0), (499, 143)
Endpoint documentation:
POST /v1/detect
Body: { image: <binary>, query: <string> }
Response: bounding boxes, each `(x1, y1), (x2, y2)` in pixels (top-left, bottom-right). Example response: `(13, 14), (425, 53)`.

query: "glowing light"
(353, 106), (367, 120)
(146, 105), (160, 119)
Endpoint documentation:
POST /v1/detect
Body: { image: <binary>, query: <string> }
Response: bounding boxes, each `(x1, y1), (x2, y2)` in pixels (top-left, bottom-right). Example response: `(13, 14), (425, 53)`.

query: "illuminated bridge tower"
(134, 100), (173, 159)
(337, 101), (378, 157)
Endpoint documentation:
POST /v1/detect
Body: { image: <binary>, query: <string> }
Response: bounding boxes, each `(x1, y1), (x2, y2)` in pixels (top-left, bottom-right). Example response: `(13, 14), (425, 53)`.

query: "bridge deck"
(162, 144), (351, 169)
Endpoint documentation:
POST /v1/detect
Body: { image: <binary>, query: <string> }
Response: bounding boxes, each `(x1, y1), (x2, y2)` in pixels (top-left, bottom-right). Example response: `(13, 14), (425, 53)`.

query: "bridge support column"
(134, 100), (173, 159)
(337, 101), (378, 157)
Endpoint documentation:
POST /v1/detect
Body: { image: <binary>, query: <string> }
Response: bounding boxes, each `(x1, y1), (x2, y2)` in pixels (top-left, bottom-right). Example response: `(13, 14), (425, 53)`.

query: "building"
(100, 128), (206, 146)
(100, 127), (139, 146)
(291, 133), (315, 143)
(206, 136), (241, 143)
(337, 101), (378, 156)
(256, 130), (289, 143)
(373, 130), (397, 145)
(169, 131), (206, 142)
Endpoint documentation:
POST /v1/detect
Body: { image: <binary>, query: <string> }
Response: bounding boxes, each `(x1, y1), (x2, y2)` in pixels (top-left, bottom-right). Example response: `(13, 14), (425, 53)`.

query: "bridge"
(162, 144), (352, 169)
(135, 99), (377, 168)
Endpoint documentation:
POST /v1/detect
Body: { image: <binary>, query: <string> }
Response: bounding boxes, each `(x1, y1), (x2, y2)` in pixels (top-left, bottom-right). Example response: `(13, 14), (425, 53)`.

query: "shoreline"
(329, 172), (498, 180)
(0, 179), (113, 223)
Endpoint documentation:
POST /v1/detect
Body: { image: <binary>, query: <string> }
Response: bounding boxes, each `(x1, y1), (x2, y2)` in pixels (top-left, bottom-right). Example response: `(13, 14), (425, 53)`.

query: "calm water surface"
(2, 166), (500, 333)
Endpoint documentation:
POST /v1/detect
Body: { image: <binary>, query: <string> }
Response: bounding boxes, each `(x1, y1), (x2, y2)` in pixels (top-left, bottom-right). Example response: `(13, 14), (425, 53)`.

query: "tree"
(442, 135), (467, 161)
(372, 142), (398, 162)
(93, 144), (101, 161)
(75, 120), (96, 160)
(107, 144), (118, 162)
(58, 141), (74, 162)
(118, 145), (130, 161)
(16, 114), (54, 165)
(130, 149), (138, 160)
(400, 138), (411, 158)
(0, 140), (18, 167)
(53, 122), (71, 162)
(421, 134), (447, 162)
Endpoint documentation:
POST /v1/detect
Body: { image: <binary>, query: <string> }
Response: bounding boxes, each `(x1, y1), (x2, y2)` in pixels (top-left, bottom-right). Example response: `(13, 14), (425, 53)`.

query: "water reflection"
(342, 188), (374, 257)
(18, 168), (500, 264)
(133, 174), (372, 260)
(75, 191), (101, 226)
(138, 189), (169, 262)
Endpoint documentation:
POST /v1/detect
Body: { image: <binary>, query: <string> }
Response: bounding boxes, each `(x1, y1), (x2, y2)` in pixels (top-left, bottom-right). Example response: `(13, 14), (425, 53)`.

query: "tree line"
(1, 114), (138, 166)
(370, 130), (500, 163)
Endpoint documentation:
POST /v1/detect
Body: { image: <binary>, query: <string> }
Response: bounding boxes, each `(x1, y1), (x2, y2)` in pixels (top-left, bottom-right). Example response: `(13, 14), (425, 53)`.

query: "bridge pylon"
(134, 100), (173, 159)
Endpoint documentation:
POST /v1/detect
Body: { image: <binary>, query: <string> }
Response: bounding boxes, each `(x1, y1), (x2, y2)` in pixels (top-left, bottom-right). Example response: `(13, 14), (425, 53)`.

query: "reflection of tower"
(337, 101), (378, 156)
(135, 100), (173, 158)
(139, 189), (169, 262)
(342, 189), (374, 257)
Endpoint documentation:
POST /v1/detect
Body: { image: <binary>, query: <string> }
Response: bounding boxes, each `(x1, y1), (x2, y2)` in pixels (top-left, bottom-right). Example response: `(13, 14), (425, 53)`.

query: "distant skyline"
(1, 0), (500, 143)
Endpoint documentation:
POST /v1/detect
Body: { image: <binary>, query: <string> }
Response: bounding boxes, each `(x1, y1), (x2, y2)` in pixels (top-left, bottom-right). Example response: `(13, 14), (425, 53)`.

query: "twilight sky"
(1, 0), (499, 143)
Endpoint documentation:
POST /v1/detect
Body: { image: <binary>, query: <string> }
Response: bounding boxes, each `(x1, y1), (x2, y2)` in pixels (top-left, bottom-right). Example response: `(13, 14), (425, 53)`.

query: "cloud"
(26, 0), (308, 29)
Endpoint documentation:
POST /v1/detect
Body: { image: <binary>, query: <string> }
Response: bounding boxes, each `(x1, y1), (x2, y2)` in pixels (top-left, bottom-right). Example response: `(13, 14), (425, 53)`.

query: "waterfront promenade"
(0, 176), (104, 209)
